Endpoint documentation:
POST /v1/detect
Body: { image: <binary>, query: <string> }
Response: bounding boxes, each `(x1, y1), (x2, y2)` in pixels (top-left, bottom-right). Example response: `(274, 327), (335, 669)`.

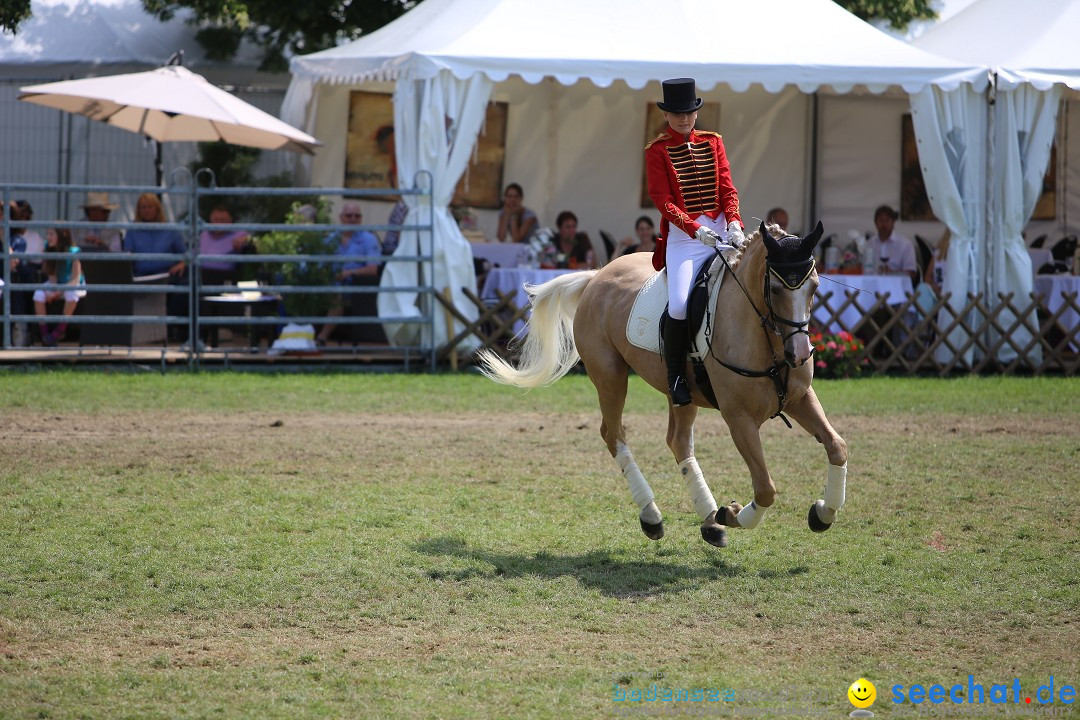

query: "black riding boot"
(662, 317), (692, 407)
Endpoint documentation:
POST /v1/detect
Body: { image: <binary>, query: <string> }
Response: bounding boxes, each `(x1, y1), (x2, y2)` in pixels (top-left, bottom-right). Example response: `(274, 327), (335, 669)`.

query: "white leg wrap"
(818, 463), (847, 524)
(616, 443), (661, 524)
(736, 501), (769, 529)
(679, 457), (718, 521)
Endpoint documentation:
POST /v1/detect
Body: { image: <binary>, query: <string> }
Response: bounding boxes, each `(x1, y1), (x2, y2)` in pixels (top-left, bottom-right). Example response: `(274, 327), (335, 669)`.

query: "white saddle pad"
(626, 253), (730, 358)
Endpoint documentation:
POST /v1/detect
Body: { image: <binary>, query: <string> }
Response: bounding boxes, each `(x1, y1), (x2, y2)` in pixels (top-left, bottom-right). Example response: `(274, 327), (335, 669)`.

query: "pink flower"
(816, 360), (827, 369)
(826, 340), (837, 350)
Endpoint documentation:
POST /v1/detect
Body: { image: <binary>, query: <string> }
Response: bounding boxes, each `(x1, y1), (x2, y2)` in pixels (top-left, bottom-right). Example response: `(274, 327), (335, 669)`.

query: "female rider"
(645, 77), (746, 406)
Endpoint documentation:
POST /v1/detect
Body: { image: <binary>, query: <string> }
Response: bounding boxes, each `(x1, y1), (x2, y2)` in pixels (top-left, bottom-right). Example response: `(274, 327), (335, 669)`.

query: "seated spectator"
(7, 200), (42, 346)
(198, 204), (250, 287)
(870, 204), (918, 284)
(33, 228), (86, 346)
(540, 210), (596, 270)
(74, 192), (123, 252)
(316, 201), (383, 345)
(124, 193), (186, 278)
(381, 199), (407, 256)
(495, 183), (538, 243)
(611, 215), (658, 261)
(123, 193), (189, 342)
(925, 229), (950, 296)
(13, 200), (45, 279)
(766, 207), (790, 234)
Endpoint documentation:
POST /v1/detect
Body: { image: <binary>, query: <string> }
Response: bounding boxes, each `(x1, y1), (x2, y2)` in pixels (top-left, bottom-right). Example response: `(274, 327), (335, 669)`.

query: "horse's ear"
(760, 221), (780, 256)
(800, 221), (824, 255)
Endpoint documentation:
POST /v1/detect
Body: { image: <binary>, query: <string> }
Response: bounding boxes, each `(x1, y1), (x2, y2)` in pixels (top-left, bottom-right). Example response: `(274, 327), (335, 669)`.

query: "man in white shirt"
(871, 204), (918, 284)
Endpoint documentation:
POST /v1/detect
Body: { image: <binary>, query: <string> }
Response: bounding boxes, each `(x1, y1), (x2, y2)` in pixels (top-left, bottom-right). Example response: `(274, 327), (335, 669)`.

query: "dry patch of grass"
(1, 376), (1078, 718)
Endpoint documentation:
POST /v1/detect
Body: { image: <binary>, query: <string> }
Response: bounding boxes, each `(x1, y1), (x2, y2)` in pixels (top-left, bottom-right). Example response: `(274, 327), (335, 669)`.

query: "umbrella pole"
(154, 140), (163, 186)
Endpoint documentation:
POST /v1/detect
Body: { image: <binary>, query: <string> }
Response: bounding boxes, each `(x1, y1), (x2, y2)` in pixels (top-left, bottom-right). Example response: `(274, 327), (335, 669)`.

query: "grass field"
(1, 372), (1078, 719)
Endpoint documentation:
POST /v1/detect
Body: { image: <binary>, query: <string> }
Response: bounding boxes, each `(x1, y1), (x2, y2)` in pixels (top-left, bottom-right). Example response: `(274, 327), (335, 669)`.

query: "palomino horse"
(479, 223), (848, 548)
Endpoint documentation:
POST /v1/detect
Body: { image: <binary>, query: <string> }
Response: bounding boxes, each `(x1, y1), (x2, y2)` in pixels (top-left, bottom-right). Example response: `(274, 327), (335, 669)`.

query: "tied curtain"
(910, 84), (987, 368)
(378, 71), (494, 348)
(991, 82), (1061, 364)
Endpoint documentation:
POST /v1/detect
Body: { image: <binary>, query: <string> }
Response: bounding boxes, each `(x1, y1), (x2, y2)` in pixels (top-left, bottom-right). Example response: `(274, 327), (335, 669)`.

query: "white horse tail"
(477, 270), (598, 388)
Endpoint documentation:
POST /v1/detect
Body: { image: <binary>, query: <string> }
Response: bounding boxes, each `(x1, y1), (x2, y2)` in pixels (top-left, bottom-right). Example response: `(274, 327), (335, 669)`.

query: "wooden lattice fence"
(437, 285), (1080, 376)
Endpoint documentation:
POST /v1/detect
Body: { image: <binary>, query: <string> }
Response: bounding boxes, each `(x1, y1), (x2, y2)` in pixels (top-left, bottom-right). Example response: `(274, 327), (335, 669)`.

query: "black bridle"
(765, 257), (816, 353)
(707, 244), (816, 426)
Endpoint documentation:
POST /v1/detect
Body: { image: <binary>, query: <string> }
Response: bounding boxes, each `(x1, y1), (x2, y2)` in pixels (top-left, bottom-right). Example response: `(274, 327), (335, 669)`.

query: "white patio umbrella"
(18, 56), (321, 184)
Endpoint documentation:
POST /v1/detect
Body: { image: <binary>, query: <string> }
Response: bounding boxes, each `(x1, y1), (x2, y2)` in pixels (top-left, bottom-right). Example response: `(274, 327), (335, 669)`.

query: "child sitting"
(33, 228), (86, 346)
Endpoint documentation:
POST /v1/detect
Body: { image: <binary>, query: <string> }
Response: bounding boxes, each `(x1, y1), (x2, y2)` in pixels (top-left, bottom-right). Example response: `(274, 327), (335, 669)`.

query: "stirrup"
(669, 375), (691, 407)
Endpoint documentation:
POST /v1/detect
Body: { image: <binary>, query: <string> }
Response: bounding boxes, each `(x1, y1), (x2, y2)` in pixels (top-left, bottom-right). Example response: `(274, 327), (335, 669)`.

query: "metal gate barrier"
(1, 174), (436, 370)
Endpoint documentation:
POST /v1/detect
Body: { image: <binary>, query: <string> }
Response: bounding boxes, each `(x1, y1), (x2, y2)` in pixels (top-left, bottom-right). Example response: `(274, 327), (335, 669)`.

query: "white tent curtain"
(280, 77), (318, 178)
(910, 84), (987, 367)
(378, 70), (494, 348)
(990, 82), (1061, 364)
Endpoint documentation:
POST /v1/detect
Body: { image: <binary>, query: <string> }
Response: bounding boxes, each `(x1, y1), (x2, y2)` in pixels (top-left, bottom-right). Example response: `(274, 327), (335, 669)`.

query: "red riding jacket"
(645, 128), (741, 271)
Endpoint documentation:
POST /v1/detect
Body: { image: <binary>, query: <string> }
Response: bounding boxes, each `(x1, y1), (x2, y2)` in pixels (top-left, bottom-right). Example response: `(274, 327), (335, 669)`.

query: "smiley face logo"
(848, 678), (877, 709)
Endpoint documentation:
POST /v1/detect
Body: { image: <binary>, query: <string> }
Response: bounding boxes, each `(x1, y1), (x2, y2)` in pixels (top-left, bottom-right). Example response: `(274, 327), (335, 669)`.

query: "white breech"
(616, 442), (661, 524)
(679, 457), (718, 520)
(666, 214), (727, 320)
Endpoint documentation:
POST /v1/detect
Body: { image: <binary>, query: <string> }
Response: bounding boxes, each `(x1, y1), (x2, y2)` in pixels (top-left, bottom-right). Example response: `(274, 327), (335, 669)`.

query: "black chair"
(914, 235), (933, 287)
(599, 230), (617, 264)
(1050, 235), (1077, 262)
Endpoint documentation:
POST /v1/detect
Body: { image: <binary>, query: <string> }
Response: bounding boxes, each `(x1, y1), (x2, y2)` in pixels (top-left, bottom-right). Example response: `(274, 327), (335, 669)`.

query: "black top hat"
(657, 78), (703, 114)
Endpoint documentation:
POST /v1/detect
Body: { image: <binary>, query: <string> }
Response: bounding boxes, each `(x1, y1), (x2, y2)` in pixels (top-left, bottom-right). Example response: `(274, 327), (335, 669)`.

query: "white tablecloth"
(1034, 275), (1080, 349)
(481, 268), (578, 334)
(813, 274), (914, 333)
(470, 242), (527, 269)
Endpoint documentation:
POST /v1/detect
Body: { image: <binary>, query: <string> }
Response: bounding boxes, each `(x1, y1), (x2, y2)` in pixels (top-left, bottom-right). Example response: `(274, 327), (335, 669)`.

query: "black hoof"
(700, 523), (728, 548)
(807, 500), (833, 533)
(640, 517), (664, 540)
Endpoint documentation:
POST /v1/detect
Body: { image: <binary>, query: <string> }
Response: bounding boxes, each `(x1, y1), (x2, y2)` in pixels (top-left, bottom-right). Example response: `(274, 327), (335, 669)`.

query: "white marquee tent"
(282, 0), (988, 350)
(911, 0), (1080, 364)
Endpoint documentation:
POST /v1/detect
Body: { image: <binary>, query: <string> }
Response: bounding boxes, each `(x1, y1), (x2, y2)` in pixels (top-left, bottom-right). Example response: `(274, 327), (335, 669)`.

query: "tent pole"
(808, 92), (820, 231)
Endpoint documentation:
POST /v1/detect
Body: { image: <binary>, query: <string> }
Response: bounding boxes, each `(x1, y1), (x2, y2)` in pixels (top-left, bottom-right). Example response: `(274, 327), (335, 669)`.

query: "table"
(813, 273), (914, 333)
(470, 242), (528, 269)
(1033, 275), (1080, 349)
(481, 268), (578, 334)
(202, 293), (281, 349)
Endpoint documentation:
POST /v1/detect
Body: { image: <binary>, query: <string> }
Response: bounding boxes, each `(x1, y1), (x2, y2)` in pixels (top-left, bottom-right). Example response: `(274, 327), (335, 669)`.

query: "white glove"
(695, 226), (721, 247)
(726, 221), (746, 249)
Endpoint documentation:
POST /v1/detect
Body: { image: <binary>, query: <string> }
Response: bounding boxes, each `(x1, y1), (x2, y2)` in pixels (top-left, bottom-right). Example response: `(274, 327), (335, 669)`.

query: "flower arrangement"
(810, 330), (867, 379)
(836, 230), (871, 274)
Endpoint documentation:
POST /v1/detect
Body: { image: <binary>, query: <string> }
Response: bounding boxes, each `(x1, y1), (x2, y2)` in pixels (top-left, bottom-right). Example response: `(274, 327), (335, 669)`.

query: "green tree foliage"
(832, 0), (937, 29)
(140, 0), (419, 72)
(0, 0), (32, 34)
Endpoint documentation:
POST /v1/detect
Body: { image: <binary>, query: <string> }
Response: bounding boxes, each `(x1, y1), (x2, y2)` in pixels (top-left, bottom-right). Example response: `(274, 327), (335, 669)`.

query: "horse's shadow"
(413, 536), (747, 599)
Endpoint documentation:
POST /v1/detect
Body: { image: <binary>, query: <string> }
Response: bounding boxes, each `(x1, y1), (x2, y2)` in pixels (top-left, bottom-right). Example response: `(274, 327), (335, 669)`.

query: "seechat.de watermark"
(891, 677), (1074, 708)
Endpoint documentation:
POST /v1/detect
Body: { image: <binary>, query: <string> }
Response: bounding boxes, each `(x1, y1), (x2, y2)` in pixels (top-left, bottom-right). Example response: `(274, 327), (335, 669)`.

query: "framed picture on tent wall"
(901, 114), (936, 222)
(640, 102), (722, 208)
(345, 91), (509, 208)
(1031, 145), (1057, 220)
(451, 101), (508, 209)
(902, 114), (1057, 221)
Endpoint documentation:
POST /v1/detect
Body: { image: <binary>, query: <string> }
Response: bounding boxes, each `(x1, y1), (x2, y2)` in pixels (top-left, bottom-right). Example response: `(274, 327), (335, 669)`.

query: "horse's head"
(760, 220), (823, 368)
